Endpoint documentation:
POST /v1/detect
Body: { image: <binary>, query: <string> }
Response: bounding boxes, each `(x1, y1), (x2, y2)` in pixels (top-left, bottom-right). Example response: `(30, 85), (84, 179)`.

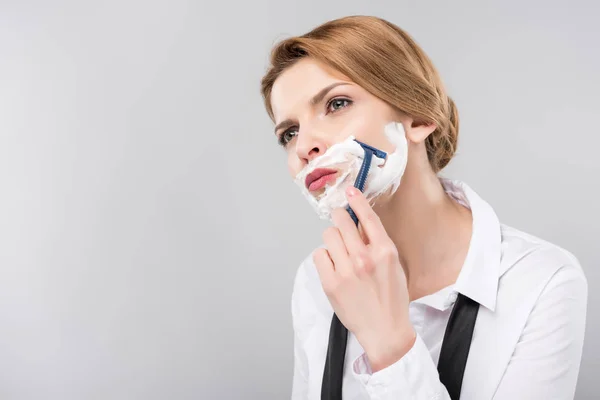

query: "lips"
(305, 168), (338, 191)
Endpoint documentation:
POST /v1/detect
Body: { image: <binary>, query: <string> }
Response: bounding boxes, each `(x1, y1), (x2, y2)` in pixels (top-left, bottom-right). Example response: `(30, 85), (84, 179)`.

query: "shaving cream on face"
(294, 121), (409, 220)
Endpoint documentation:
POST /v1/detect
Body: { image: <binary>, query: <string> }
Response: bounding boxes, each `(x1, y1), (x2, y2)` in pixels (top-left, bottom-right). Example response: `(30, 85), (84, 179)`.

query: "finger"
(312, 248), (336, 293)
(345, 186), (388, 244)
(331, 207), (377, 277)
(358, 222), (370, 245)
(322, 226), (351, 273)
(331, 207), (368, 252)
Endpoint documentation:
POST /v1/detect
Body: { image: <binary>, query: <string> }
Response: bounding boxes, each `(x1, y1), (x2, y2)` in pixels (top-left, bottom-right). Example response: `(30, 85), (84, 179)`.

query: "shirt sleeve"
(351, 263), (587, 400)
(291, 327), (309, 400)
(291, 263), (310, 400)
(352, 333), (451, 400)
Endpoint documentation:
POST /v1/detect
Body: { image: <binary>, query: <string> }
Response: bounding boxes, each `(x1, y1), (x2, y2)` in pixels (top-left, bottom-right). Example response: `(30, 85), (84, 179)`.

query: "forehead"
(270, 58), (350, 122)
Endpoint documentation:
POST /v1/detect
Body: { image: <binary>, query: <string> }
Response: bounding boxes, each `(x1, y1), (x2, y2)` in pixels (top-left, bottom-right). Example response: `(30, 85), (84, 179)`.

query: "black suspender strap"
(321, 293), (480, 400)
(437, 293), (480, 400)
(321, 313), (347, 400)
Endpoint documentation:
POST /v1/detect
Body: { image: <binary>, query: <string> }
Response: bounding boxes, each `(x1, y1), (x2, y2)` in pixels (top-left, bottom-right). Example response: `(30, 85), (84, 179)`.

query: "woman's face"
(270, 58), (409, 197)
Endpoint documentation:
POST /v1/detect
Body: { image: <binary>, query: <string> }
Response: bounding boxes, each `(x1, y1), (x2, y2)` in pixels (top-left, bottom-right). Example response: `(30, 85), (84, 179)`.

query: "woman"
(260, 16), (587, 399)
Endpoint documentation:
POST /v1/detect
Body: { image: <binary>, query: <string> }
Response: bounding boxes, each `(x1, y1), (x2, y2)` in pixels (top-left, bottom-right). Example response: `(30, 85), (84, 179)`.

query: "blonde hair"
(260, 15), (459, 172)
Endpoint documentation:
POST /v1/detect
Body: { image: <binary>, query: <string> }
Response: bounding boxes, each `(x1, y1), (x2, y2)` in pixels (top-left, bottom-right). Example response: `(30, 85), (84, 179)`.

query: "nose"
(295, 128), (328, 163)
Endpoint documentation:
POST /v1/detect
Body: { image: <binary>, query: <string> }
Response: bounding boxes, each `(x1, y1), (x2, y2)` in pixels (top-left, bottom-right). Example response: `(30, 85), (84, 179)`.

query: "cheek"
(287, 152), (302, 178)
(346, 116), (397, 154)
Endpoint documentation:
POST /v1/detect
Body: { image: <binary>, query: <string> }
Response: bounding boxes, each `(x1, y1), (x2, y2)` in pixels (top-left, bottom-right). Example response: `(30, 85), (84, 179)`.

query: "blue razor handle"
(345, 141), (387, 226)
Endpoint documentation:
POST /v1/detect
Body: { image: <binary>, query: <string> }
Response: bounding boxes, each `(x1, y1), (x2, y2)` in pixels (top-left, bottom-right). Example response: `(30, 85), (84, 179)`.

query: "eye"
(278, 127), (298, 148)
(326, 97), (352, 114)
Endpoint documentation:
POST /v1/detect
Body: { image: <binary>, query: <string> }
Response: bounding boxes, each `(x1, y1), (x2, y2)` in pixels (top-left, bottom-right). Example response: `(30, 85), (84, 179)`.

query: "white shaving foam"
(294, 121), (408, 220)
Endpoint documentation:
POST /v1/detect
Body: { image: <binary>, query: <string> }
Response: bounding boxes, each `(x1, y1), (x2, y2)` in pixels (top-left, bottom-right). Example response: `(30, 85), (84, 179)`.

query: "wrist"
(363, 326), (416, 373)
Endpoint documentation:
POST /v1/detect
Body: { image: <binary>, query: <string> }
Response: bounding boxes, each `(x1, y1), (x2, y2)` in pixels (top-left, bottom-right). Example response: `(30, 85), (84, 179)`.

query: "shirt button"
(445, 292), (458, 308)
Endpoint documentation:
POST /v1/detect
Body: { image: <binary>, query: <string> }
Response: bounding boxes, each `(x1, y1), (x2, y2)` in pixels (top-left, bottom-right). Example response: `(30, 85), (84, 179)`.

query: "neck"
(373, 164), (473, 301)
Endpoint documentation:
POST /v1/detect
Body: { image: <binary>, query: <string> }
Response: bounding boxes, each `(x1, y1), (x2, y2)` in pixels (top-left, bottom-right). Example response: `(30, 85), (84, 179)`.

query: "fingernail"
(346, 186), (358, 197)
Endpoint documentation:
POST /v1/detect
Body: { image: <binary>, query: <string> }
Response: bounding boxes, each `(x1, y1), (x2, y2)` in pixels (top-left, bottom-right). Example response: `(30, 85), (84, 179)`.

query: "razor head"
(345, 139), (388, 226)
(354, 139), (387, 159)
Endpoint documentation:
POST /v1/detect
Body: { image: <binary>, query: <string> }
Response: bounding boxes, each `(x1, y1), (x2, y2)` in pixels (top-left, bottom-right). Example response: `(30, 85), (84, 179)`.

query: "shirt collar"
(441, 179), (502, 312)
(412, 285), (458, 311)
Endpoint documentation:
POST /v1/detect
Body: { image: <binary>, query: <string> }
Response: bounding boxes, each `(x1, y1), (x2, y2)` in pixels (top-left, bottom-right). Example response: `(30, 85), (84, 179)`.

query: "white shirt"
(291, 180), (587, 400)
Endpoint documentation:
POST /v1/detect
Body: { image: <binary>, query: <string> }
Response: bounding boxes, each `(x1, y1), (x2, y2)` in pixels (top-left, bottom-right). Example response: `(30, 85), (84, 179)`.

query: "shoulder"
(498, 224), (587, 307)
(499, 224), (585, 277)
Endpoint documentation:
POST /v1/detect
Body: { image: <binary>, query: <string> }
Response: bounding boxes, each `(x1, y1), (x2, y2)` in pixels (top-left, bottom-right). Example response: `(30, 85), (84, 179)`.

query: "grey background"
(0, 0), (598, 399)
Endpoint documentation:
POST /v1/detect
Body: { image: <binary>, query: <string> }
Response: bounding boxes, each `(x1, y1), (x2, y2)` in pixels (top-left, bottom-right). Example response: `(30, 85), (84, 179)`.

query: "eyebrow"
(274, 82), (351, 135)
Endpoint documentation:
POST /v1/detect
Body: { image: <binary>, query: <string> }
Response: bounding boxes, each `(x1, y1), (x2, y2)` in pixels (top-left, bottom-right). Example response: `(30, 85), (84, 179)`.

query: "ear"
(404, 117), (437, 144)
